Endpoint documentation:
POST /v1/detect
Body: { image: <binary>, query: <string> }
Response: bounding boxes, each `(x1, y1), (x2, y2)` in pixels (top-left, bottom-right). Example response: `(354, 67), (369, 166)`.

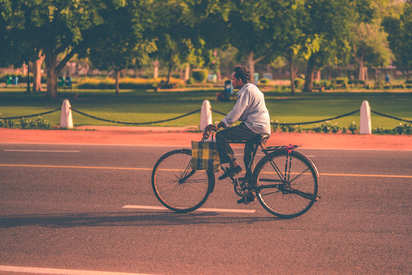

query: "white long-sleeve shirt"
(222, 83), (271, 135)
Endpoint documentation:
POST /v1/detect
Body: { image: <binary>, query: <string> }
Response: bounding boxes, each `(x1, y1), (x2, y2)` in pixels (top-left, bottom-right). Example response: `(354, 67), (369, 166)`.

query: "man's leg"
(216, 124), (259, 175)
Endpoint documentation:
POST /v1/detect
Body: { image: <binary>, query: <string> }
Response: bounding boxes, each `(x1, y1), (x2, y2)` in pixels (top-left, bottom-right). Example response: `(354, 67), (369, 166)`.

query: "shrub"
(76, 77), (185, 90)
(0, 119), (14, 128)
(364, 83), (374, 89)
(392, 84), (405, 89)
(0, 117), (50, 129)
(348, 121), (358, 134)
(393, 123), (412, 135)
(333, 77), (349, 88)
(191, 69), (209, 83)
(294, 79), (305, 89)
(348, 80), (365, 87)
(259, 78), (269, 84)
(375, 80), (385, 89)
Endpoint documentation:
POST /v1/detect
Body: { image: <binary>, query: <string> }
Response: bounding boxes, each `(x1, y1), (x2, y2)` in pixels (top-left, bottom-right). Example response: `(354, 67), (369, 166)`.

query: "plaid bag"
(191, 141), (220, 171)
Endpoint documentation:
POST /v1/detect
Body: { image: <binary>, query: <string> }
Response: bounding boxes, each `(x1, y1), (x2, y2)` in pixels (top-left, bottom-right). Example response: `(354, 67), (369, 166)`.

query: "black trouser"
(216, 123), (260, 169)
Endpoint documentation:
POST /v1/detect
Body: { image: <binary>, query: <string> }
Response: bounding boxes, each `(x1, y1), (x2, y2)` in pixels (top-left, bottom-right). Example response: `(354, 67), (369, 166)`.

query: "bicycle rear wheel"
(254, 150), (319, 218)
(151, 149), (213, 213)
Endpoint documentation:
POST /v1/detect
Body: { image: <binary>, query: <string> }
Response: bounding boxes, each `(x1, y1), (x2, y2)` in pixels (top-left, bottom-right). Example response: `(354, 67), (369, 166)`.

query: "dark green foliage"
(191, 69), (209, 83)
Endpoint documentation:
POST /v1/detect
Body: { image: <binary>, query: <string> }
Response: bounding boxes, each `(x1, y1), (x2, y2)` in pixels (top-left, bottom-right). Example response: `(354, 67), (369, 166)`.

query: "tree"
(351, 22), (393, 81)
(226, 1), (274, 83)
(148, 1), (196, 85)
(0, 0), (40, 94)
(3, 0), (103, 98)
(297, 0), (354, 92)
(383, 1), (412, 80)
(88, 0), (155, 94)
(261, 0), (307, 94)
(348, 0), (394, 82)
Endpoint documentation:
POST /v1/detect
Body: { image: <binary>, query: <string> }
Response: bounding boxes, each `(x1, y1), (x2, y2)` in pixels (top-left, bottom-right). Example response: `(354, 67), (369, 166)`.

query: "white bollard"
(60, 99), (73, 129)
(360, 100), (371, 134)
(200, 99), (212, 131)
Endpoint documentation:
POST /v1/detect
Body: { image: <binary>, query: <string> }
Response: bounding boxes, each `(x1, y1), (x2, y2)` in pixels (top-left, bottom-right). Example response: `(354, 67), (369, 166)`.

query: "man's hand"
(205, 124), (217, 132)
(217, 121), (226, 129)
(203, 124), (217, 140)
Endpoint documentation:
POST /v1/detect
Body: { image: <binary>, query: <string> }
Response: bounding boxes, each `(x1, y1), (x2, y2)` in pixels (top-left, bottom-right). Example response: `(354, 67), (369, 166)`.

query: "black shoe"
(237, 192), (255, 204)
(218, 165), (242, 180)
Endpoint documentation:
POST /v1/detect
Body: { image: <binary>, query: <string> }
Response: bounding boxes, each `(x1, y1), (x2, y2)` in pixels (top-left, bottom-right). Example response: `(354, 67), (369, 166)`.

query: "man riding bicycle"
(206, 65), (271, 204)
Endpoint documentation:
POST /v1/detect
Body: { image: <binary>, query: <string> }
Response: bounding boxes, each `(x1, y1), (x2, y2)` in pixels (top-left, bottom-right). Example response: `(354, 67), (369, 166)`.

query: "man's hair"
(233, 65), (250, 83)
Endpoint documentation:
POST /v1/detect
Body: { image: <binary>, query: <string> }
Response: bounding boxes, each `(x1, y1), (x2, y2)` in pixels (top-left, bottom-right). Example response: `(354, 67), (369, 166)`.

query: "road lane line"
(4, 149), (80, 153)
(0, 163), (152, 171)
(0, 163), (411, 179)
(320, 172), (412, 179)
(123, 205), (256, 214)
(0, 265), (153, 275)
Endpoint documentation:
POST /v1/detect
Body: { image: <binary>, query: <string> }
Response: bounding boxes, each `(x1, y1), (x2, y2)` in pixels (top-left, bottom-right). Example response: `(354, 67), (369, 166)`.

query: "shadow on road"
(0, 211), (280, 228)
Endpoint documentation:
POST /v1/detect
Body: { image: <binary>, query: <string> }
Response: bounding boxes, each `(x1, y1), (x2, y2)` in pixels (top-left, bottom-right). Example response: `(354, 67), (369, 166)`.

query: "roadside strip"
(1, 163), (412, 179)
(0, 265), (153, 275)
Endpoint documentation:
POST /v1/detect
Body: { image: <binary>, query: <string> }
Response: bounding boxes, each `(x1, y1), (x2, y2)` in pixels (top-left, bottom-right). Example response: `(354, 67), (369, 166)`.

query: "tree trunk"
(33, 53), (45, 93)
(153, 59), (159, 79)
(115, 69), (120, 95)
(303, 56), (315, 93)
(184, 63), (190, 81)
(213, 49), (221, 82)
(166, 62), (173, 85)
(248, 52), (255, 83)
(24, 61), (31, 94)
(288, 52), (296, 95)
(358, 57), (366, 81)
(45, 52), (58, 99)
(314, 70), (321, 82)
(216, 69), (221, 82)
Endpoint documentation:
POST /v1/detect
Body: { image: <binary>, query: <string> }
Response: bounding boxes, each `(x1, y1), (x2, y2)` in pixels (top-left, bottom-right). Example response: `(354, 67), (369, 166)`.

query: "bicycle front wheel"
(151, 149), (213, 213)
(254, 150), (319, 218)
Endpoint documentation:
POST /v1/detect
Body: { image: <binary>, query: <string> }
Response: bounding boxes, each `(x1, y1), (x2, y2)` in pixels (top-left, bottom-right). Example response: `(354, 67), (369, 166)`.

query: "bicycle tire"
(151, 149), (213, 213)
(253, 150), (319, 218)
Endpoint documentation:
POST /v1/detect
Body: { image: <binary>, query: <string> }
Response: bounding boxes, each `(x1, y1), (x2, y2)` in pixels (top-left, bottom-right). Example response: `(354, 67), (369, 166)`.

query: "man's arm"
(220, 89), (249, 127)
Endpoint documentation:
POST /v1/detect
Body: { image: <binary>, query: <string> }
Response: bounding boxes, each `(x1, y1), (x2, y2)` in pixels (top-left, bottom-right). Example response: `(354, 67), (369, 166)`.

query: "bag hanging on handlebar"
(191, 141), (220, 171)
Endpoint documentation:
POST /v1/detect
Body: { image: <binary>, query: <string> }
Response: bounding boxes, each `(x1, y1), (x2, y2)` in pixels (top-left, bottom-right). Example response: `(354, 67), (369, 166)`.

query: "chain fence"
(70, 107), (201, 126)
(0, 108), (60, 120)
(1, 104), (411, 127)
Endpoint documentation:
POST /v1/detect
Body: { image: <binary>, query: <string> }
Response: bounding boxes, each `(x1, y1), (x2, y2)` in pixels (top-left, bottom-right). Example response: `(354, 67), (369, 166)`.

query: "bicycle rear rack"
(263, 144), (299, 153)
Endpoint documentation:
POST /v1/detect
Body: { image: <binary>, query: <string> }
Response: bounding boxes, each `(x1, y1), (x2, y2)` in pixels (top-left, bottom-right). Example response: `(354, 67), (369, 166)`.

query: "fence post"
(360, 100), (371, 134)
(200, 100), (212, 131)
(60, 99), (73, 129)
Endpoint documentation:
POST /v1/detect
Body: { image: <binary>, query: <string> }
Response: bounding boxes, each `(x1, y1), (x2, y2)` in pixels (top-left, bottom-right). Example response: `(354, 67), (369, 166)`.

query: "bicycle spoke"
(268, 158), (285, 182)
(260, 190), (281, 196)
(255, 150), (318, 218)
(288, 167), (311, 185)
(152, 149), (211, 212)
(259, 177), (283, 183)
(287, 188), (317, 201)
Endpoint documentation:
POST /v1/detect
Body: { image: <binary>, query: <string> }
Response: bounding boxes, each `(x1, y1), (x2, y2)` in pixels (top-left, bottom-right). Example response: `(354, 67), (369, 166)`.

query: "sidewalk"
(1, 126), (412, 150)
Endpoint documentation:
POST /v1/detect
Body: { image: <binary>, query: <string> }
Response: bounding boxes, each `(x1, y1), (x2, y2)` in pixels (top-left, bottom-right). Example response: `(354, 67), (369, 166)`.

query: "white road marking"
(122, 205), (256, 214)
(0, 265), (153, 275)
(4, 149), (80, 153)
(0, 163), (411, 179)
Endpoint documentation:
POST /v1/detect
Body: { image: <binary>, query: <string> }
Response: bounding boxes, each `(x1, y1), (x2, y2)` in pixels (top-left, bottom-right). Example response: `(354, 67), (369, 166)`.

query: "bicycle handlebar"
(202, 127), (216, 141)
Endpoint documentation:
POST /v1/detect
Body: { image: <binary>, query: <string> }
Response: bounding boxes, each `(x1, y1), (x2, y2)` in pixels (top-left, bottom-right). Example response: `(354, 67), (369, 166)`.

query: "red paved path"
(1, 126), (411, 150)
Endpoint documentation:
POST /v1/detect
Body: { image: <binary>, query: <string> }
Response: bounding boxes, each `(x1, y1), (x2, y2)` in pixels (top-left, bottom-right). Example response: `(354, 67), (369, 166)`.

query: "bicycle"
(151, 129), (320, 219)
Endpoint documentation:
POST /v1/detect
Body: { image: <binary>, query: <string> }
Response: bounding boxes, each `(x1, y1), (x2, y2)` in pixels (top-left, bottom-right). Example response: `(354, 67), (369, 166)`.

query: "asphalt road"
(0, 144), (411, 274)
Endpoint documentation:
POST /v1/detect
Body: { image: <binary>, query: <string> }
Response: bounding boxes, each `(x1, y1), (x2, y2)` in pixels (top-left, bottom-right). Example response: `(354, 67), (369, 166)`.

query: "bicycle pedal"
(237, 193), (255, 204)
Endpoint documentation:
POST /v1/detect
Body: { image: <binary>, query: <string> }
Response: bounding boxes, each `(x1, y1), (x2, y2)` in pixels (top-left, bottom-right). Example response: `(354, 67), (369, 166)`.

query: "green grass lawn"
(0, 88), (411, 130)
